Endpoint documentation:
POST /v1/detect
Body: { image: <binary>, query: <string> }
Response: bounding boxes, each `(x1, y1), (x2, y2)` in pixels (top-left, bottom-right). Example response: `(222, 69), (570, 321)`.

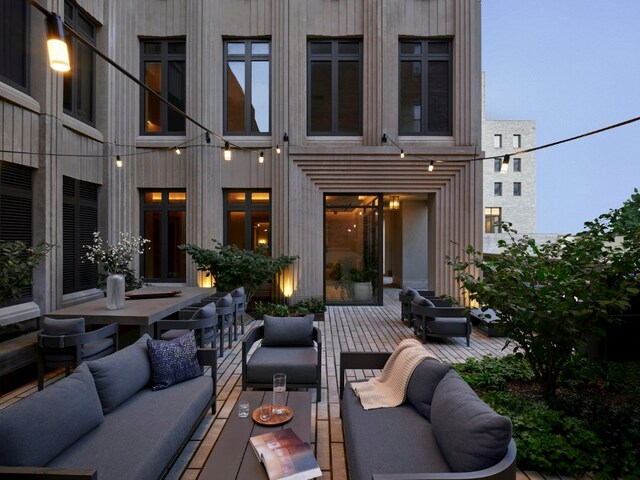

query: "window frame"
(513, 134), (521, 149)
(493, 158), (502, 172)
(63, 1), (96, 125)
(139, 189), (187, 282)
(0, 0), (30, 92)
(398, 38), (453, 136)
(307, 39), (363, 136)
(513, 182), (522, 196)
(223, 189), (272, 253)
(513, 157), (522, 172)
(494, 182), (502, 196)
(139, 38), (187, 136)
(493, 134), (502, 149)
(484, 207), (502, 234)
(223, 39), (271, 136)
(62, 176), (99, 294)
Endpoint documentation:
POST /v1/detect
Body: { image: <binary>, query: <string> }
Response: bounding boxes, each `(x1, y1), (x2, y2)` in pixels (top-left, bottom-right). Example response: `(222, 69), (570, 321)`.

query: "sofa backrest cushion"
(86, 334), (151, 413)
(147, 330), (202, 390)
(406, 358), (453, 420)
(262, 314), (314, 347)
(412, 296), (435, 307)
(42, 316), (85, 335)
(216, 293), (233, 307)
(431, 370), (512, 472)
(231, 287), (245, 298)
(402, 287), (419, 297)
(0, 363), (103, 467)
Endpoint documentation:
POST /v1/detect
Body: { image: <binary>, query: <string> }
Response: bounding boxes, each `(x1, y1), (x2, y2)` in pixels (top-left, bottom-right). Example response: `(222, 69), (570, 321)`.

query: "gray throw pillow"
(406, 358), (453, 420)
(261, 314), (314, 347)
(431, 370), (512, 472)
(86, 334), (151, 413)
(191, 302), (216, 319)
(413, 296), (435, 307)
(0, 363), (103, 466)
(147, 330), (202, 391)
(42, 317), (85, 335)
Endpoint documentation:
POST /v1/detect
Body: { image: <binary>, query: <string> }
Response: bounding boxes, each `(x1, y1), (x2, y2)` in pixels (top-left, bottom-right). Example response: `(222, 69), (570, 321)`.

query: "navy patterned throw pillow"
(146, 330), (202, 391)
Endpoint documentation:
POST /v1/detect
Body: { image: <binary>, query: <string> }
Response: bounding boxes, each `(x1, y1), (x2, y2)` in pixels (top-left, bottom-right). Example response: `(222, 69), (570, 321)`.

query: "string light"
(259, 151), (265, 164)
(276, 145), (281, 154)
(224, 142), (231, 161)
(205, 132), (211, 144)
(45, 13), (70, 72)
(174, 147), (181, 155)
(115, 156), (123, 168)
(428, 161), (434, 172)
(500, 155), (510, 173)
(400, 149), (405, 159)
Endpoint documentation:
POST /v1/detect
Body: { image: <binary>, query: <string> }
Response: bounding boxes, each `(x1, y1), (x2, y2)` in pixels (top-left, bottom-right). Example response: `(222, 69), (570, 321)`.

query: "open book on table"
(249, 428), (322, 480)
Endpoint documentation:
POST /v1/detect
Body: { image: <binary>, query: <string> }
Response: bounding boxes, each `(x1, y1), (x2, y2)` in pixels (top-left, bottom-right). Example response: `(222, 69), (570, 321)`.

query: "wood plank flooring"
(0, 287), (591, 480)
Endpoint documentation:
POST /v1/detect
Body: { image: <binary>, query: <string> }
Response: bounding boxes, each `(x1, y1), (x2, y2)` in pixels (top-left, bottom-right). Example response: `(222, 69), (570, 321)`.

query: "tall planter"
(106, 274), (125, 310)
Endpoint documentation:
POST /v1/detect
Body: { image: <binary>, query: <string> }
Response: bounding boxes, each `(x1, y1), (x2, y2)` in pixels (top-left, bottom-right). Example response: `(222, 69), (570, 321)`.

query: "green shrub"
(291, 297), (326, 314)
(456, 354), (533, 391)
(0, 240), (54, 304)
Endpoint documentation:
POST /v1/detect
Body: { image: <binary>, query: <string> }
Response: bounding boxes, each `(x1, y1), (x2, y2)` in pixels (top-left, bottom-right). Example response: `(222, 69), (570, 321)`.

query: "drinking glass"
(259, 403), (272, 422)
(238, 401), (250, 418)
(272, 373), (287, 415)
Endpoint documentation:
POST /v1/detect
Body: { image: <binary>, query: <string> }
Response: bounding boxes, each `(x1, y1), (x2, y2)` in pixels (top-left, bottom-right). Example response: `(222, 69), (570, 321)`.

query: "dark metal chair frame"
(154, 314), (218, 348)
(241, 325), (322, 402)
(411, 304), (472, 346)
(37, 322), (119, 390)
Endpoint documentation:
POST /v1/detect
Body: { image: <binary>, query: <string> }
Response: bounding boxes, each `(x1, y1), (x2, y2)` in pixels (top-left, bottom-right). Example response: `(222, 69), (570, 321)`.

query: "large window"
(224, 40), (270, 135)
(0, 162), (34, 306)
(141, 190), (186, 282)
(399, 40), (451, 135)
(224, 190), (271, 253)
(308, 40), (362, 135)
(141, 39), (186, 135)
(485, 207), (502, 234)
(0, 0), (29, 91)
(63, 1), (95, 124)
(63, 176), (98, 294)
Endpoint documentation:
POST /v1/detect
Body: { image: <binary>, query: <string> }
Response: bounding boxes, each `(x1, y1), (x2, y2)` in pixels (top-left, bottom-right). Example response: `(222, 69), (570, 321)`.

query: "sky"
(482, 0), (640, 234)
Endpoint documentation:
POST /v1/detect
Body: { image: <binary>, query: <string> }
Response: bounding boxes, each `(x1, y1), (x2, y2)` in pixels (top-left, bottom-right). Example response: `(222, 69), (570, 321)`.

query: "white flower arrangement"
(83, 232), (150, 275)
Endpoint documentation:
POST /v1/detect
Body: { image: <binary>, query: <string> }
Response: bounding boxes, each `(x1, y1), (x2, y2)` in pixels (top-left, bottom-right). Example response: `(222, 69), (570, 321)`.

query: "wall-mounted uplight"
(46, 13), (70, 72)
(115, 155), (123, 168)
(224, 141), (231, 161)
(389, 195), (400, 210)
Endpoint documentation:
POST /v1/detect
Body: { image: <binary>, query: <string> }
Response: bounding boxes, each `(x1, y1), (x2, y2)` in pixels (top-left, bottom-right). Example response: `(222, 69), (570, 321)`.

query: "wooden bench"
(0, 331), (39, 377)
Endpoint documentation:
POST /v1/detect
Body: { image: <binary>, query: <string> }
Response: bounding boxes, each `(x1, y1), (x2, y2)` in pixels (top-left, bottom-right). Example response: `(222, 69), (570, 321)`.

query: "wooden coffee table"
(200, 390), (313, 479)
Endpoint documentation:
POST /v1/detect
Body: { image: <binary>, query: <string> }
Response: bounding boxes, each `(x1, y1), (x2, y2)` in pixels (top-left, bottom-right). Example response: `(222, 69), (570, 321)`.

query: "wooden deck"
(0, 288), (587, 480)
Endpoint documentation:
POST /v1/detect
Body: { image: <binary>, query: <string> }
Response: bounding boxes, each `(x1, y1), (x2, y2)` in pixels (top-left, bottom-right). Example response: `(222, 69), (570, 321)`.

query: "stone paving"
(0, 287), (591, 480)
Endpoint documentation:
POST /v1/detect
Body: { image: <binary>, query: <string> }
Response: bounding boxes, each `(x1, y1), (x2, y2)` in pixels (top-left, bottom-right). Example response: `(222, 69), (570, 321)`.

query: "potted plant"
(0, 240), (54, 306)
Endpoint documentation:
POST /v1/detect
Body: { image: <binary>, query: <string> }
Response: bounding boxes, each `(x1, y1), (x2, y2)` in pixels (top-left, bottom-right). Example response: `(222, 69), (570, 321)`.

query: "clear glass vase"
(106, 274), (125, 310)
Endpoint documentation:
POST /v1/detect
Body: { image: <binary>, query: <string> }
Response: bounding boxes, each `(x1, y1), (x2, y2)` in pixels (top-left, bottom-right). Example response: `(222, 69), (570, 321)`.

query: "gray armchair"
(411, 296), (471, 346)
(242, 315), (322, 402)
(215, 294), (236, 357)
(230, 287), (247, 336)
(37, 317), (118, 390)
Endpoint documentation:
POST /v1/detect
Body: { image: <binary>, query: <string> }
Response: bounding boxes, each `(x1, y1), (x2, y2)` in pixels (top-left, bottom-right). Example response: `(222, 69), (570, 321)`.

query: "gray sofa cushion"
(47, 375), (213, 480)
(147, 331), (202, 391)
(262, 315), (314, 347)
(413, 296), (435, 307)
(428, 317), (468, 335)
(42, 316), (84, 335)
(406, 359), (453, 420)
(431, 370), (512, 472)
(86, 334), (151, 413)
(246, 346), (318, 383)
(0, 363), (103, 467)
(342, 383), (450, 480)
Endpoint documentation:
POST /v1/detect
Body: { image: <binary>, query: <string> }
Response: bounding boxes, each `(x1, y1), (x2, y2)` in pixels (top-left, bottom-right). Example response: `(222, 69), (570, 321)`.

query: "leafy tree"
(446, 206), (640, 399)
(179, 240), (299, 304)
(0, 240), (54, 304)
(612, 187), (640, 235)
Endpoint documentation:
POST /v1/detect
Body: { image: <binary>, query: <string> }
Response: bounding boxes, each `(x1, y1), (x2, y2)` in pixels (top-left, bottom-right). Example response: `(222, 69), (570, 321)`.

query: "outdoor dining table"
(44, 286), (213, 341)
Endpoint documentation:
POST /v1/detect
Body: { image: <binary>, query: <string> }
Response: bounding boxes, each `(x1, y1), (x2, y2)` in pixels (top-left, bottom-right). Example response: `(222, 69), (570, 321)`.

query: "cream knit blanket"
(351, 339), (435, 410)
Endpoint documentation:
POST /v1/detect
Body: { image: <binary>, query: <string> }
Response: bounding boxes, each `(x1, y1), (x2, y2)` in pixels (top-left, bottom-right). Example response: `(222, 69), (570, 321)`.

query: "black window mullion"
(331, 44), (338, 135)
(244, 43), (252, 133)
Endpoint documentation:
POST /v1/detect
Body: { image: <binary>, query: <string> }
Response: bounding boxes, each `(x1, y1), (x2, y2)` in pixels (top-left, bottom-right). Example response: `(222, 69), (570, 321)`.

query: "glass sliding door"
(324, 194), (382, 305)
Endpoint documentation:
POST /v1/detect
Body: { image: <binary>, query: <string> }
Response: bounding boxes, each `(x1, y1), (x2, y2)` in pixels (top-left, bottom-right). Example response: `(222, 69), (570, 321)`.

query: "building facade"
(481, 79), (537, 253)
(0, 0), (482, 325)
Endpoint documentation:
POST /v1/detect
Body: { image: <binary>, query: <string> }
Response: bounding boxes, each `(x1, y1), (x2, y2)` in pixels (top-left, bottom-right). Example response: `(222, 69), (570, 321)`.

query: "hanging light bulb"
(428, 161), (434, 172)
(46, 14), (70, 72)
(500, 154), (510, 173)
(381, 133), (388, 144)
(115, 156), (123, 168)
(224, 141), (231, 161)
(283, 132), (289, 142)
(259, 151), (265, 164)
(205, 132), (211, 144)
(389, 195), (400, 210)
(400, 149), (405, 159)
(276, 144), (281, 154)
(174, 147), (181, 155)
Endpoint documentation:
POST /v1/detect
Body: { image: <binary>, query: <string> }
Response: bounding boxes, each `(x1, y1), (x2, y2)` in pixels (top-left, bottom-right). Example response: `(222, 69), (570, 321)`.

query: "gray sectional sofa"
(0, 334), (217, 480)
(340, 352), (517, 480)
